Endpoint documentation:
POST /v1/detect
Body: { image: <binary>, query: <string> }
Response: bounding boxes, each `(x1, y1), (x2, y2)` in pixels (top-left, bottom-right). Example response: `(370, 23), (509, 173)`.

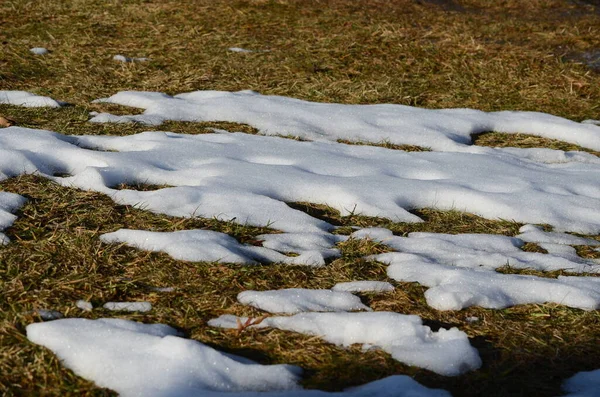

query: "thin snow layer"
(26, 318), (304, 396)
(89, 90), (600, 153)
(0, 91), (63, 107)
(353, 228), (599, 273)
(26, 318), (450, 397)
(237, 289), (372, 314)
(2, 127), (600, 234)
(101, 229), (328, 266)
(209, 312), (481, 377)
(102, 301), (152, 312)
(0, 191), (27, 244)
(378, 253), (600, 310)
(563, 369), (600, 397)
(332, 281), (395, 293)
(517, 224), (600, 246)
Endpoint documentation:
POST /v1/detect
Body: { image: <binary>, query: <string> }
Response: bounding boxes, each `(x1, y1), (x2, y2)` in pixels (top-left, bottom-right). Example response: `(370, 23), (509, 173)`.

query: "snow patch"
(113, 55), (150, 63)
(209, 312), (481, 376)
(237, 288), (372, 314)
(354, 228), (599, 273)
(100, 229), (328, 266)
(30, 47), (49, 55)
(0, 91), (63, 107)
(332, 281), (395, 293)
(563, 369), (600, 397)
(103, 302), (152, 312)
(379, 254), (600, 310)
(89, 90), (600, 153)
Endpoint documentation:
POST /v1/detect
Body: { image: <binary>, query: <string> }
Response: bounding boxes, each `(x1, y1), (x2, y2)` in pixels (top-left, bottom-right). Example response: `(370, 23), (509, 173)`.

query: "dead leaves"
(235, 315), (269, 336)
(0, 115), (15, 128)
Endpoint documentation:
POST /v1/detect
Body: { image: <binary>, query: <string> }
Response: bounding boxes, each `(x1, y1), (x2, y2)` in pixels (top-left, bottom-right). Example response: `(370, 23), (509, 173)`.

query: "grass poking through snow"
(1, 0), (600, 396)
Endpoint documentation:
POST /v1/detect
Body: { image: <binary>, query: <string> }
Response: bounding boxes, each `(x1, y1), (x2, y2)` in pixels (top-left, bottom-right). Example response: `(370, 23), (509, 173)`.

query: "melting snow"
(0, 90), (64, 107)
(331, 281), (395, 293)
(89, 90), (600, 155)
(517, 224), (600, 246)
(113, 55), (150, 63)
(102, 301), (152, 312)
(26, 318), (450, 397)
(101, 229), (329, 266)
(380, 255), (600, 310)
(30, 47), (49, 55)
(237, 288), (372, 314)
(1, 127), (600, 233)
(76, 300), (93, 311)
(0, 192), (27, 244)
(210, 312), (482, 376)
(354, 228), (599, 273)
(563, 369), (600, 397)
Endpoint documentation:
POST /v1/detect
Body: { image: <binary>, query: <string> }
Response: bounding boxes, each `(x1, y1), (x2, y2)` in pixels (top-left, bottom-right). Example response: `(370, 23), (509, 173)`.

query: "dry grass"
(2, 0), (600, 396)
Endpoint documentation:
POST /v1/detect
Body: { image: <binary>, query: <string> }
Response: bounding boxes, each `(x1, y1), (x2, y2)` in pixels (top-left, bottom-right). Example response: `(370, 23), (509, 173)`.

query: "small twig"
(235, 315), (269, 336)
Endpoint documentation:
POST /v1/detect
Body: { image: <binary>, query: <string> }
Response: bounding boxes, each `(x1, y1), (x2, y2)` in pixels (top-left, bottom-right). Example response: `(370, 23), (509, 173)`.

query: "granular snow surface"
(209, 312), (482, 377)
(26, 318), (450, 397)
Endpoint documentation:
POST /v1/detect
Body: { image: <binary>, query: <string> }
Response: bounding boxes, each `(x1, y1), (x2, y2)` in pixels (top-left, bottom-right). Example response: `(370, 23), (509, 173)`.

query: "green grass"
(1, 0), (600, 396)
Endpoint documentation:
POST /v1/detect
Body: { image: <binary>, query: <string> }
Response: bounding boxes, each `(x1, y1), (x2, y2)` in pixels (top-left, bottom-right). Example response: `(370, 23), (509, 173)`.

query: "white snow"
(88, 90), (600, 154)
(517, 224), (600, 246)
(353, 228), (599, 273)
(1, 127), (600, 234)
(379, 254), (600, 310)
(76, 300), (93, 311)
(209, 312), (481, 376)
(332, 281), (395, 293)
(0, 90), (63, 107)
(100, 229), (329, 266)
(102, 301), (152, 312)
(0, 191), (27, 244)
(563, 369), (600, 397)
(30, 47), (49, 55)
(113, 55), (150, 63)
(26, 318), (304, 396)
(237, 288), (372, 314)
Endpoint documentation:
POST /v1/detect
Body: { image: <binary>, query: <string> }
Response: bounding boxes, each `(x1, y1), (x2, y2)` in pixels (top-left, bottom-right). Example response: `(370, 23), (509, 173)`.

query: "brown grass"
(2, 0), (600, 396)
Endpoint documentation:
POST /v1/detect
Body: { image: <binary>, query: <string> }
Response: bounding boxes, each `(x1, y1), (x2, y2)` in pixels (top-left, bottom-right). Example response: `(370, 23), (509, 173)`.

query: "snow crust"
(0, 91), (63, 107)
(237, 288), (372, 314)
(563, 369), (600, 397)
(2, 127), (600, 234)
(89, 90), (600, 154)
(209, 312), (481, 376)
(332, 281), (395, 293)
